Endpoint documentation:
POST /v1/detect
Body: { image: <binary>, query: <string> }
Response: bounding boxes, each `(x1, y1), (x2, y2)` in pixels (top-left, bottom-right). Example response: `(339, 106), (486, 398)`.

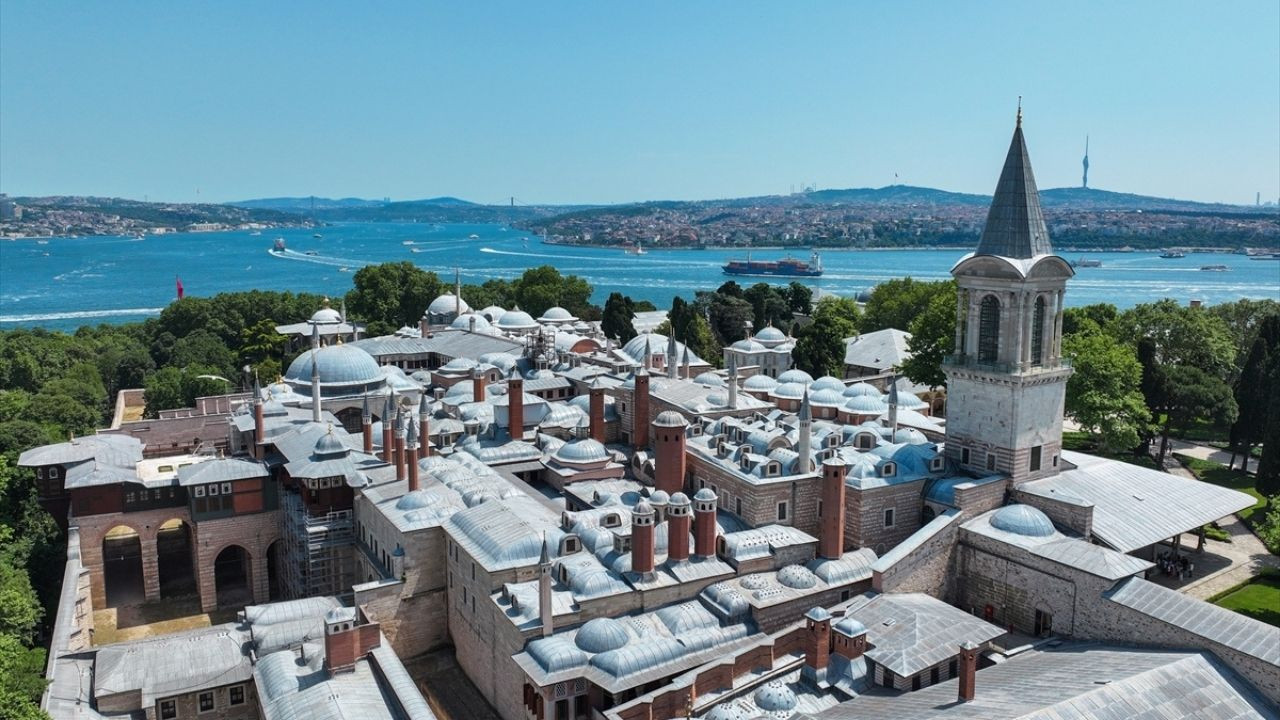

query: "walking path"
(1166, 438), (1256, 474)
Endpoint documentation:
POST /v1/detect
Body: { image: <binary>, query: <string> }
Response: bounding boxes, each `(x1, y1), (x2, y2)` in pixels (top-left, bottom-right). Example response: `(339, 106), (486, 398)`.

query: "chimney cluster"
(804, 609), (870, 684)
(323, 606), (381, 675)
(666, 492), (692, 563)
(472, 368), (486, 404)
(693, 488), (717, 558)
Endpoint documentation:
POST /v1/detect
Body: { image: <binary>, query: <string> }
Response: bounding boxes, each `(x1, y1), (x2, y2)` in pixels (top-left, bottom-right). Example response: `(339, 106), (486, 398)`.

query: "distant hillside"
(231, 196), (479, 212)
(799, 184), (991, 206)
(1037, 187), (1262, 213)
(2, 195), (305, 237)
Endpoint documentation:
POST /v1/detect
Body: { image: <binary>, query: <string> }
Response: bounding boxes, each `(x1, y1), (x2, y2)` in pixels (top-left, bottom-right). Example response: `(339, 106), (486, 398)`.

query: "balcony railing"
(943, 355), (1072, 374)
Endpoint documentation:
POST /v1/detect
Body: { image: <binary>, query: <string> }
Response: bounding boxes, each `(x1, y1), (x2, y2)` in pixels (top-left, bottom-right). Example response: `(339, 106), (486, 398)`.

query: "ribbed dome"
(285, 345), (382, 388)
(693, 488), (716, 502)
(653, 410), (689, 427)
(893, 427), (928, 444)
(310, 306), (342, 324)
(770, 382), (807, 400)
(897, 391), (930, 410)
(731, 339), (766, 352)
(743, 374), (778, 391)
(991, 504), (1056, 537)
(575, 618), (630, 653)
(809, 388), (845, 406)
(554, 438), (609, 464)
(648, 490), (670, 505)
(754, 326), (787, 343)
(754, 680), (798, 712)
(668, 492), (690, 507)
(314, 431), (348, 457)
(843, 382), (881, 398)
(776, 369), (814, 385)
(811, 375), (845, 392)
(538, 306), (577, 322)
(834, 616), (867, 637)
(450, 312), (492, 330)
(396, 490), (433, 510)
(845, 395), (889, 414)
(693, 372), (725, 387)
(427, 293), (469, 315)
(497, 308), (538, 329)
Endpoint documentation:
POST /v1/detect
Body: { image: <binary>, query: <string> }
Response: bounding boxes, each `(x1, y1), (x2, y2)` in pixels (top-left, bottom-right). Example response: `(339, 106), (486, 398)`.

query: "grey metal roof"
(349, 329), (522, 361)
(841, 592), (1005, 677)
(843, 328), (912, 370)
(176, 457), (269, 486)
(1018, 451), (1256, 553)
(961, 508), (1154, 581)
(93, 623), (253, 709)
(1105, 577), (1280, 665)
(811, 643), (1276, 720)
(446, 494), (564, 571)
(974, 117), (1053, 260)
(18, 433), (142, 468)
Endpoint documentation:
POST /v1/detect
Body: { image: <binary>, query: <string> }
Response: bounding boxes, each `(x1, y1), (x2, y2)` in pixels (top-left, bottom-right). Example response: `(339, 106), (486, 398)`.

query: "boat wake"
(477, 246), (719, 267)
(268, 248), (374, 269)
(0, 307), (166, 323)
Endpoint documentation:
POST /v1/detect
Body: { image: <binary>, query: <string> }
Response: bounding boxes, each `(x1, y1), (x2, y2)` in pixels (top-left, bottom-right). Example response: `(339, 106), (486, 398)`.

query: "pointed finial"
(539, 531), (550, 565)
(1016, 96), (1022, 128)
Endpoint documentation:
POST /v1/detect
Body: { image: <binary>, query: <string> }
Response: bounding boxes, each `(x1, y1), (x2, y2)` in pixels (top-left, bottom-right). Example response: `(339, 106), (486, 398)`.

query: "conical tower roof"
(975, 106), (1052, 260)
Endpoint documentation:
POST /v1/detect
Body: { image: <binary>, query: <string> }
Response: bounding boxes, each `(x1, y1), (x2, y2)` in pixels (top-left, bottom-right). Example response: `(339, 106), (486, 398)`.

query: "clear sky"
(2, 2), (1277, 205)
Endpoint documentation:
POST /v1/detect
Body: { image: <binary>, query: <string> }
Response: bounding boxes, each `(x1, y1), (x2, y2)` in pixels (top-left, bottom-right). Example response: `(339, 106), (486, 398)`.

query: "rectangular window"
(1030, 445), (1042, 472)
(1052, 454), (1059, 467)
(199, 691), (215, 712)
(912, 674), (922, 690)
(777, 502), (788, 521)
(125, 492), (136, 503)
(194, 485), (205, 498)
(735, 498), (742, 515)
(884, 508), (895, 528)
(208, 484), (219, 496)
(961, 447), (971, 465)
(160, 700), (178, 719)
(986, 453), (996, 471)
(229, 685), (245, 705)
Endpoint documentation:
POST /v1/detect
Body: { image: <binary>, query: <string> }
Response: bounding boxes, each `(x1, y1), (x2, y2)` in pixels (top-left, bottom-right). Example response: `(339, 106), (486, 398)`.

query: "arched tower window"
(1031, 296), (1046, 365)
(978, 295), (1000, 363)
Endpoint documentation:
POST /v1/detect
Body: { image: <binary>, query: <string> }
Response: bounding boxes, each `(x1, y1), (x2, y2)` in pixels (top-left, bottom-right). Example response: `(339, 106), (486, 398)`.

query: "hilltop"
(0, 195), (306, 238)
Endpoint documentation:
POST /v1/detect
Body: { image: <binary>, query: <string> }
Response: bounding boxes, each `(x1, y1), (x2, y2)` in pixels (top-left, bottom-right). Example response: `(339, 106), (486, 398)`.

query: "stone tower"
(944, 105), (1074, 485)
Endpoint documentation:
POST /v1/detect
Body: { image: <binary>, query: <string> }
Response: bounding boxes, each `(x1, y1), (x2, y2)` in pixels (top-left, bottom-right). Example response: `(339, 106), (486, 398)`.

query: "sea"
(1, 222), (1278, 331)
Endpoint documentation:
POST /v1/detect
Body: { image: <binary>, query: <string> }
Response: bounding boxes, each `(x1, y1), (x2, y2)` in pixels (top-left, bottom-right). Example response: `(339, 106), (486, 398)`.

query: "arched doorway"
(335, 407), (363, 434)
(266, 539), (286, 601)
(214, 545), (252, 608)
(102, 526), (144, 607)
(156, 519), (195, 598)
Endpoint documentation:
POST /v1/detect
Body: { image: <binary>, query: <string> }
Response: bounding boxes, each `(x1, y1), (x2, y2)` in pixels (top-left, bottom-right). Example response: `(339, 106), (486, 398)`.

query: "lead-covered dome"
(991, 504), (1056, 537)
(575, 618), (630, 653)
(743, 374), (778, 391)
(538, 306), (577, 323)
(285, 345), (383, 391)
(754, 680), (798, 712)
(654, 410), (689, 427)
(497, 307), (538, 330)
(776, 369), (814, 385)
(427, 292), (469, 316)
(451, 312), (492, 331)
(554, 438), (610, 465)
(310, 305), (342, 324)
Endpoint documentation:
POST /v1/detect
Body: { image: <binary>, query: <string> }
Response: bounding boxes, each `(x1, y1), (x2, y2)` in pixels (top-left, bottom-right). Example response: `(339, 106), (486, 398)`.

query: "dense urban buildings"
(22, 115), (1278, 720)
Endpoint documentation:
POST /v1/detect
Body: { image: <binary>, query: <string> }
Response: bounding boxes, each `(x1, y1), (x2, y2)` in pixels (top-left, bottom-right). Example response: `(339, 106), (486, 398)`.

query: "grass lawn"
(1061, 431), (1160, 470)
(1211, 574), (1280, 628)
(1175, 454), (1266, 525)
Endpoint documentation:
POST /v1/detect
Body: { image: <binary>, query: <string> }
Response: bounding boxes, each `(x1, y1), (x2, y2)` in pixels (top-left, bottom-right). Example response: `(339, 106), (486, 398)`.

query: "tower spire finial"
(1016, 96), (1022, 128)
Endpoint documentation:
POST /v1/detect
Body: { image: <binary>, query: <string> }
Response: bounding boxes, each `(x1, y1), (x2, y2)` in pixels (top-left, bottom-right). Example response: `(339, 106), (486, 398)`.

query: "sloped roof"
(974, 114), (1053, 259)
(842, 592), (1005, 677)
(844, 328), (912, 370)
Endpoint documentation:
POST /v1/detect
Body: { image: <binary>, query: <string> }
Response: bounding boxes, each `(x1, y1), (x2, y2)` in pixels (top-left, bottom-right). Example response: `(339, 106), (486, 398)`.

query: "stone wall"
(847, 480), (926, 554)
(1011, 487), (1093, 538)
(872, 510), (961, 596)
(192, 510), (282, 612)
(77, 505), (193, 608)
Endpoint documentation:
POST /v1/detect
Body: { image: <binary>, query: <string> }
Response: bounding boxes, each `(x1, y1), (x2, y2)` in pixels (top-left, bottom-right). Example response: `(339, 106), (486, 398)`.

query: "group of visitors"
(1157, 550), (1194, 580)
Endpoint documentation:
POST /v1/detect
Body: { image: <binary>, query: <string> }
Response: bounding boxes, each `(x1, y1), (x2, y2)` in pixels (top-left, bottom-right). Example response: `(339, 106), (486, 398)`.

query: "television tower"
(1082, 135), (1090, 189)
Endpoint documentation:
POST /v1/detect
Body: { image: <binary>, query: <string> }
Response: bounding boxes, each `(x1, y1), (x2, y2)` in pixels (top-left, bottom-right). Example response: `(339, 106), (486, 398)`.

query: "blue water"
(1, 222), (1277, 330)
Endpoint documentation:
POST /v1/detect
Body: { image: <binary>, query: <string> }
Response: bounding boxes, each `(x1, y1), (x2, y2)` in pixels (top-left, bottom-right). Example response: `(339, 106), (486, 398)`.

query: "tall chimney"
(726, 354), (738, 409)
(588, 380), (605, 443)
(538, 534), (554, 637)
(693, 488), (718, 558)
(361, 395), (373, 454)
(632, 368), (650, 450)
(819, 458), (847, 560)
(406, 421), (420, 492)
(508, 375), (524, 441)
(394, 412), (407, 484)
(631, 501), (655, 575)
(381, 392), (396, 464)
(323, 607), (381, 675)
(418, 393), (431, 458)
(472, 368), (486, 404)
(666, 492), (691, 563)
(802, 607), (832, 684)
(252, 376), (265, 460)
(653, 411), (689, 495)
(958, 642), (979, 702)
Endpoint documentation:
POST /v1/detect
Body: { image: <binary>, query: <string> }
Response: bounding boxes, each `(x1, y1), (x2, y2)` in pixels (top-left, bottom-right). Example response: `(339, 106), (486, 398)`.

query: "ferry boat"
(1200, 265), (1229, 272)
(304, 250), (319, 256)
(723, 251), (823, 277)
(249, 230), (262, 236)
(468, 234), (480, 240)
(1160, 250), (1186, 259)
(1071, 257), (1102, 268)
(625, 241), (648, 255)
(272, 237), (287, 252)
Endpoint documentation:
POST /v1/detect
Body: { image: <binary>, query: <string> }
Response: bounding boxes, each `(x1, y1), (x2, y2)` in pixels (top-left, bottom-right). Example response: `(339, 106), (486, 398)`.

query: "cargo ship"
(723, 251), (823, 277)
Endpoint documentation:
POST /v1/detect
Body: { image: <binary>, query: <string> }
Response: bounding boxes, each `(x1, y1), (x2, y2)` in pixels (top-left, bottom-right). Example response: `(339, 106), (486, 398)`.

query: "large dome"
(554, 438), (610, 464)
(427, 292), (469, 316)
(754, 325), (787, 343)
(285, 344), (382, 390)
(776, 369), (814, 385)
(575, 618), (630, 653)
(497, 307), (538, 330)
(538, 306), (577, 323)
(990, 504), (1056, 537)
(310, 305), (342, 324)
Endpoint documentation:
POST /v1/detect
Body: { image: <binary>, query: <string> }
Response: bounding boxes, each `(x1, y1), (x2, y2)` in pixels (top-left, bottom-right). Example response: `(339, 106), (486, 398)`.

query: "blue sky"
(1, 2), (1277, 205)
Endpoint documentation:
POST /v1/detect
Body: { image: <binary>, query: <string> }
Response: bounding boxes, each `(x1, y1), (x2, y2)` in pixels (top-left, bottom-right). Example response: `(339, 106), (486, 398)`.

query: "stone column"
(953, 288), (967, 355)
(1012, 291), (1026, 368)
(966, 294), (981, 362)
(251, 544), (270, 604)
(140, 535), (161, 602)
(1054, 290), (1065, 359)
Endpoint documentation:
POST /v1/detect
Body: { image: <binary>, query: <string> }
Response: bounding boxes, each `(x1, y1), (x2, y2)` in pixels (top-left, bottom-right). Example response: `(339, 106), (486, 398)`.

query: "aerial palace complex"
(26, 115), (1279, 720)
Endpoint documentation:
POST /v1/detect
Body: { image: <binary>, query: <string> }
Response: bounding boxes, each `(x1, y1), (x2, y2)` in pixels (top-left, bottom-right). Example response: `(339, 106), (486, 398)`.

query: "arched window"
(1031, 296), (1046, 365)
(978, 295), (1001, 363)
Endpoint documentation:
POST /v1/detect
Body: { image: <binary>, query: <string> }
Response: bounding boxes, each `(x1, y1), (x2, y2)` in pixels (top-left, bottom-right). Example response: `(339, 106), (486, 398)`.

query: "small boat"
(36, 239), (49, 245)
(1071, 257), (1101, 268)
(1247, 253), (1280, 261)
(1160, 250), (1186, 259)
(402, 240), (415, 245)
(625, 241), (648, 256)
(313, 233), (323, 239)
(304, 250), (319, 256)
(1200, 265), (1229, 271)
(468, 234), (480, 240)
(339, 266), (351, 272)
(411, 247), (424, 253)
(273, 238), (287, 252)
(250, 230), (262, 236)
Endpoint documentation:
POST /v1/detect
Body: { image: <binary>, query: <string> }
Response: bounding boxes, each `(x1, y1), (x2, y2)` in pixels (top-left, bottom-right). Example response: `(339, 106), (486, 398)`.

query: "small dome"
(478, 305), (507, 322)
(739, 574), (770, 590)
(440, 357), (478, 373)
(706, 703), (753, 720)
(896, 391), (930, 410)
(843, 382), (881, 398)
(731, 339), (766, 352)
(776, 369), (814, 385)
(809, 388), (845, 406)
(668, 492), (690, 507)
(285, 345), (383, 388)
(427, 293), (469, 316)
(753, 680), (798, 712)
(653, 410), (689, 428)
(990, 504), (1056, 537)
(554, 438), (610, 464)
(315, 430), (348, 457)
(575, 618), (630, 653)
(693, 488), (716, 503)
(770, 382), (807, 400)
(754, 326), (787, 343)
(743, 374), (778, 391)
(538, 306), (577, 322)
(845, 395), (889, 414)
(396, 491), (432, 510)
(648, 490), (670, 505)
(893, 427), (928, 444)
(811, 375), (846, 392)
(497, 307), (538, 329)
(450, 312), (492, 330)
(633, 500), (654, 516)
(693, 372), (725, 387)
(834, 616), (867, 637)
(310, 306), (342, 324)
(705, 393), (728, 407)
(776, 565), (818, 589)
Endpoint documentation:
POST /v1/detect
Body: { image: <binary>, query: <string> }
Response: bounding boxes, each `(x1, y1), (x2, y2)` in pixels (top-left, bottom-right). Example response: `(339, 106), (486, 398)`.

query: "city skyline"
(1, 2), (1278, 205)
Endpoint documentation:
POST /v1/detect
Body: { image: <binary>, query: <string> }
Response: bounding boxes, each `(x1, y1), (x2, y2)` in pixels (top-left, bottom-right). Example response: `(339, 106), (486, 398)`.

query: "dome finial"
(1016, 96), (1022, 128)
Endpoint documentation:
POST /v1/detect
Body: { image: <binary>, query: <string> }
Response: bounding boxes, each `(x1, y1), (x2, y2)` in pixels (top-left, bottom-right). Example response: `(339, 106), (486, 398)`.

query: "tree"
(1256, 361), (1280, 497)
(1209, 298), (1280, 370)
(683, 314), (722, 369)
(900, 291), (956, 389)
(794, 297), (860, 377)
(1062, 303), (1119, 337)
(1117, 299), (1237, 379)
(0, 540), (41, 643)
(601, 293), (637, 343)
(510, 266), (593, 318)
(345, 262), (444, 333)
(1229, 314), (1280, 470)
(743, 283), (790, 331)
(1148, 364), (1238, 465)
(239, 319), (287, 369)
(715, 281), (743, 298)
(786, 282), (813, 315)
(1062, 331), (1150, 452)
(860, 278), (954, 334)
(699, 293), (754, 345)
(668, 297), (695, 342)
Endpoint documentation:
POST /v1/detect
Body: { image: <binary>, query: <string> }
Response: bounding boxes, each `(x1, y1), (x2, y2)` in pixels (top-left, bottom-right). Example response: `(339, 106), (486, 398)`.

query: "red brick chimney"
(589, 381), (605, 443)
(406, 423), (420, 492)
(631, 501), (655, 575)
(418, 393), (431, 459)
(472, 368), (486, 404)
(393, 414), (406, 484)
(323, 606), (382, 675)
(632, 371), (650, 449)
(819, 458), (847, 560)
(958, 642), (979, 702)
(381, 396), (396, 465)
(803, 607), (832, 683)
(508, 376), (524, 441)
(693, 488), (717, 558)
(666, 492), (691, 563)
(653, 411), (688, 496)
(832, 616), (868, 660)
(253, 393), (265, 460)
(361, 396), (373, 454)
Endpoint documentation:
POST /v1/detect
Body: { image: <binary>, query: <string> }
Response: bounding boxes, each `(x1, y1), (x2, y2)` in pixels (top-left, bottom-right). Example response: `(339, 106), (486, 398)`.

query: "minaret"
(393, 411), (407, 483)
(405, 420), (420, 492)
(887, 377), (899, 435)
(682, 346), (692, 379)
(727, 354), (739, 409)
(945, 102), (1074, 484)
(796, 388), (812, 473)
(310, 324), (322, 423)
(1081, 135), (1089, 189)
(381, 392), (396, 464)
(252, 375), (265, 460)
(418, 393), (431, 459)
(538, 534), (554, 637)
(667, 333), (678, 379)
(361, 394), (373, 453)
(454, 268), (462, 316)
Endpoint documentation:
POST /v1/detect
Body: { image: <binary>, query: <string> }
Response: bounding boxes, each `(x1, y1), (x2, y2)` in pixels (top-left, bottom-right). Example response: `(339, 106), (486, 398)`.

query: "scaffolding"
(280, 490), (355, 601)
